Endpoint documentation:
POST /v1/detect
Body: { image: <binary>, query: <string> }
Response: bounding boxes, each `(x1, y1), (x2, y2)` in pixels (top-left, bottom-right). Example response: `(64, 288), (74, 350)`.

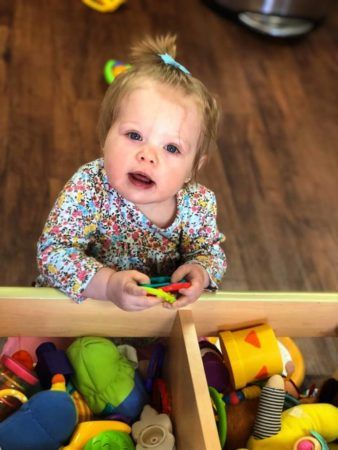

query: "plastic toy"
(84, 430), (135, 450)
(199, 339), (231, 393)
(140, 276), (191, 304)
(219, 324), (283, 390)
(67, 336), (148, 420)
(278, 337), (305, 388)
(132, 405), (175, 450)
(151, 378), (171, 416)
(68, 381), (93, 422)
(0, 388), (28, 421)
(223, 384), (262, 405)
(0, 374), (77, 450)
(143, 286), (176, 304)
(104, 59), (131, 84)
(63, 420), (131, 450)
(145, 343), (166, 393)
(82, 0), (125, 13)
(0, 354), (39, 398)
(209, 386), (227, 448)
(245, 375), (338, 450)
(11, 350), (34, 371)
(35, 341), (74, 389)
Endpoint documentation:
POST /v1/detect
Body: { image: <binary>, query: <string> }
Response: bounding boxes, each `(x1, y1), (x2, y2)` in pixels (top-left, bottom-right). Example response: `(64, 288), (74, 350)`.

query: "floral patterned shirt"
(36, 159), (227, 302)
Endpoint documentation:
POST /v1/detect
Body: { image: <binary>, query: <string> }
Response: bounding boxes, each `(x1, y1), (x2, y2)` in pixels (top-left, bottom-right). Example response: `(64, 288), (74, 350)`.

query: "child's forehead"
(120, 80), (200, 114)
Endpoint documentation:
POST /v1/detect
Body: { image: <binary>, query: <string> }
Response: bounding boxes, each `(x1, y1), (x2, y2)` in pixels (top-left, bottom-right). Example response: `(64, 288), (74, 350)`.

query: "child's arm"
(169, 187), (227, 308)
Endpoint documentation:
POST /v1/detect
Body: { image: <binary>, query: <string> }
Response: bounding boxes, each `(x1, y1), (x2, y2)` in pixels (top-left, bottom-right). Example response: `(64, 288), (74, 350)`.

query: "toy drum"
(219, 324), (283, 390)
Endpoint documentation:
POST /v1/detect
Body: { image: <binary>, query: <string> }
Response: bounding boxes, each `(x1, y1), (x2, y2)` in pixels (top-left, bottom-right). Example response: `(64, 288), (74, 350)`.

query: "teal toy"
(0, 374), (77, 450)
(84, 430), (135, 450)
(67, 337), (148, 421)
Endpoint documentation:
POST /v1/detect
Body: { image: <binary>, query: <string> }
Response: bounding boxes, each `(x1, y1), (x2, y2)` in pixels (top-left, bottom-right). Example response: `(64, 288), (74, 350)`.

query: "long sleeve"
(36, 165), (105, 302)
(179, 186), (227, 288)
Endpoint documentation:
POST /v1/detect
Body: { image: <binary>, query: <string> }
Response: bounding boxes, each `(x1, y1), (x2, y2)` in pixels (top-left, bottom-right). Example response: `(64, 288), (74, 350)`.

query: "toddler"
(35, 34), (227, 311)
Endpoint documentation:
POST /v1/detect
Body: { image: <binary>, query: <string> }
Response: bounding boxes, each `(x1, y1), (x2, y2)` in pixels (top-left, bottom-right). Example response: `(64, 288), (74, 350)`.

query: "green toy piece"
(209, 386), (227, 448)
(84, 430), (135, 450)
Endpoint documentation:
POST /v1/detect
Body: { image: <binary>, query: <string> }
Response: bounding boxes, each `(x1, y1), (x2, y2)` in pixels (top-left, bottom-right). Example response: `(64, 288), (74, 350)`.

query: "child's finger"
(171, 265), (191, 283)
(125, 282), (147, 297)
(130, 270), (151, 285)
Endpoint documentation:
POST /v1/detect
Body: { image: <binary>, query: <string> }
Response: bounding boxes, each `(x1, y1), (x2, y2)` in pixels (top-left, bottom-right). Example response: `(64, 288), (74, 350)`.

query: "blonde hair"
(97, 34), (220, 181)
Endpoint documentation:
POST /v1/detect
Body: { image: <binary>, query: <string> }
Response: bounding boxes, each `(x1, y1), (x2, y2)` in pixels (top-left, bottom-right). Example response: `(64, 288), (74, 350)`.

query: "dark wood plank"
(0, 2), (337, 302)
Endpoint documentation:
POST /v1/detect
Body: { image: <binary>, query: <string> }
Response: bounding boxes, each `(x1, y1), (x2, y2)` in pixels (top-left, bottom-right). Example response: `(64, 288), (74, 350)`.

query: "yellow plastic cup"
(219, 324), (283, 390)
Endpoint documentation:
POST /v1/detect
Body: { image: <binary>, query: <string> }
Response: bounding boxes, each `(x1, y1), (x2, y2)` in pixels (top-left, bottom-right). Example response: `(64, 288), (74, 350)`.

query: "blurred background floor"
(0, 1), (337, 378)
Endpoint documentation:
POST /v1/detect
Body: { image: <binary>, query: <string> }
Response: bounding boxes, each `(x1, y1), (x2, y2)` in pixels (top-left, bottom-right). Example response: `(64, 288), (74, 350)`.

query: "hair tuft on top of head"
(130, 34), (177, 66)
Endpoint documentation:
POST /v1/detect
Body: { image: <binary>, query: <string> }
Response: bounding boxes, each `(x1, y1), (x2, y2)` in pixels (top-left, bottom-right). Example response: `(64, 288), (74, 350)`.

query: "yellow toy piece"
(143, 286), (176, 304)
(82, 0), (125, 13)
(0, 388), (27, 404)
(63, 420), (131, 450)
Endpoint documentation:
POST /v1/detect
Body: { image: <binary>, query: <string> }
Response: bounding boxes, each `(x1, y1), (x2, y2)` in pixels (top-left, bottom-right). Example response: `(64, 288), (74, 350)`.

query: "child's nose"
(137, 146), (158, 165)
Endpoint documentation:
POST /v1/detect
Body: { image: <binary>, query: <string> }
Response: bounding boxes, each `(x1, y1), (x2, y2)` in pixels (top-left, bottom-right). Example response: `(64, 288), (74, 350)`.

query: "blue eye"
(165, 144), (180, 154)
(127, 131), (142, 141)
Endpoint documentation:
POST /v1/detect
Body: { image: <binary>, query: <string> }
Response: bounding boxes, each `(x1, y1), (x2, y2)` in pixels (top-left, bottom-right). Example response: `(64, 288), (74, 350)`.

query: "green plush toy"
(67, 337), (148, 420)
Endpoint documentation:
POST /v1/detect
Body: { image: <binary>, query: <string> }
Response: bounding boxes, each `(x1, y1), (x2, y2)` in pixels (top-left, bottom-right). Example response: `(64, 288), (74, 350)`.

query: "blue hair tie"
(158, 53), (191, 75)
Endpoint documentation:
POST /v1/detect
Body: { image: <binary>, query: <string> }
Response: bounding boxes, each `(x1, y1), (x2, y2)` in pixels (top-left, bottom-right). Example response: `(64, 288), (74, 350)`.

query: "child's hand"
(168, 263), (209, 309)
(106, 270), (162, 311)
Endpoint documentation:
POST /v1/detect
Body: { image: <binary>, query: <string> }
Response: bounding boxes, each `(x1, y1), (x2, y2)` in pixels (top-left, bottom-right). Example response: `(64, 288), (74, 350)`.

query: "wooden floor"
(0, 2), (337, 372)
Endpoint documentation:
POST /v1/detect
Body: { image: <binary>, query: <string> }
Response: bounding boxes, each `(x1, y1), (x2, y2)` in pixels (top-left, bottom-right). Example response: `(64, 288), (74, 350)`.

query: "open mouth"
(128, 172), (155, 189)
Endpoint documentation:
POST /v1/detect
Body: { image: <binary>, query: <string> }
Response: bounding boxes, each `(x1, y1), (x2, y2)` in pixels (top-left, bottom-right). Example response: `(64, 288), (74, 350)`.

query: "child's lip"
(128, 171), (155, 188)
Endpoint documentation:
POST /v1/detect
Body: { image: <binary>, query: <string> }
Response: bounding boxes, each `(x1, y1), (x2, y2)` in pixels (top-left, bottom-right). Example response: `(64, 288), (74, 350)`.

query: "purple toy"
(199, 340), (231, 393)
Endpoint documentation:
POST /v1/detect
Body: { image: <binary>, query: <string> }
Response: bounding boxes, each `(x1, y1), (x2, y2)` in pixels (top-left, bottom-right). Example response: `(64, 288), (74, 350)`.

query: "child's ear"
(197, 155), (207, 171)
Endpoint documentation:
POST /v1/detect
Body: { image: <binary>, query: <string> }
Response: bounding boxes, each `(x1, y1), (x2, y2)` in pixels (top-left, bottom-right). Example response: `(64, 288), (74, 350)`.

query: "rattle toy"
(82, 0), (125, 13)
(132, 405), (175, 450)
(104, 59), (131, 84)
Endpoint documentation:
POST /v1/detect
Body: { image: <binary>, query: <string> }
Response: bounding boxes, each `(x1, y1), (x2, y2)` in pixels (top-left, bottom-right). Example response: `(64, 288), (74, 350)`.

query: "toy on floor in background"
(0, 374), (77, 450)
(82, 0), (125, 13)
(245, 374), (338, 450)
(67, 337), (149, 421)
(140, 276), (191, 305)
(64, 420), (132, 450)
(35, 341), (74, 389)
(219, 324), (283, 390)
(104, 59), (132, 84)
(132, 405), (175, 450)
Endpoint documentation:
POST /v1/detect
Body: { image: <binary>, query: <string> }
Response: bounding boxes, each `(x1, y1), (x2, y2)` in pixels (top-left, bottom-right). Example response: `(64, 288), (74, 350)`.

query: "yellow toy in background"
(245, 375), (338, 450)
(82, 0), (125, 13)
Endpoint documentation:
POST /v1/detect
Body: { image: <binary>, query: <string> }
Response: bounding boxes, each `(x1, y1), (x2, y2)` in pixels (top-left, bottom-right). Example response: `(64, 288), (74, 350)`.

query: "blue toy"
(0, 374), (77, 450)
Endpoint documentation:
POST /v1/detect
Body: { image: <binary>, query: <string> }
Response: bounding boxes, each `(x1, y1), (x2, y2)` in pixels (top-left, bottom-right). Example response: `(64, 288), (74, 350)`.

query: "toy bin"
(0, 287), (337, 450)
